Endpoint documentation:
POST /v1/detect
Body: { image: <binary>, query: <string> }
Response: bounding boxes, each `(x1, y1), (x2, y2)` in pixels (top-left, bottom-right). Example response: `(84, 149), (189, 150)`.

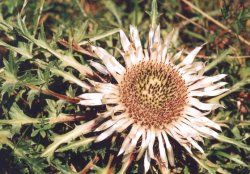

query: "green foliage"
(0, 0), (249, 173)
(221, 0), (250, 34)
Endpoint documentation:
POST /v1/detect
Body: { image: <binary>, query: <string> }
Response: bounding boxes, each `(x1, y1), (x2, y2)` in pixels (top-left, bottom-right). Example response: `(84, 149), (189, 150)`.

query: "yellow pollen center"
(119, 61), (188, 129)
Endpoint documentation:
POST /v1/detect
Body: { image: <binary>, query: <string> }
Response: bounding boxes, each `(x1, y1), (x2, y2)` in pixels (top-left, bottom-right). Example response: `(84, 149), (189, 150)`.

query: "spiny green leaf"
(146, 0), (161, 29)
(56, 137), (94, 153)
(0, 130), (13, 145)
(217, 135), (250, 152)
(0, 103), (39, 130)
(27, 89), (40, 107)
(73, 20), (88, 43)
(0, 40), (32, 58)
(41, 120), (96, 160)
(104, 0), (122, 27)
(205, 48), (233, 72)
(52, 159), (78, 174)
(215, 151), (248, 167)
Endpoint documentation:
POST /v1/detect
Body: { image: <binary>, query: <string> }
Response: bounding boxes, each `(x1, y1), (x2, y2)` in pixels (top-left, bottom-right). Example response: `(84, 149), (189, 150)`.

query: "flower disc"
(119, 61), (188, 129)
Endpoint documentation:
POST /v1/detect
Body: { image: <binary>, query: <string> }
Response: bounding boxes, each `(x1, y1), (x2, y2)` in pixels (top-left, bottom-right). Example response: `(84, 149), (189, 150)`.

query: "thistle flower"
(78, 25), (228, 172)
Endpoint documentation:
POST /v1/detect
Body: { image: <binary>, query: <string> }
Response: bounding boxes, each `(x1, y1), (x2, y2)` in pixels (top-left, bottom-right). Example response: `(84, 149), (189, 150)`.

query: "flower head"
(78, 25), (228, 172)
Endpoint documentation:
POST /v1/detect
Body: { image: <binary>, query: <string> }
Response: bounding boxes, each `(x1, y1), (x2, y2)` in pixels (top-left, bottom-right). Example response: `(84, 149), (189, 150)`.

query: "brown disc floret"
(119, 61), (188, 129)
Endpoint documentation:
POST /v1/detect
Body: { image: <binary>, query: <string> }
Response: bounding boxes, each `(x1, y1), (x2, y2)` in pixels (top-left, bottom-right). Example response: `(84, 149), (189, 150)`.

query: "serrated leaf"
(191, 155), (217, 174)
(0, 40), (32, 58)
(41, 120), (95, 160)
(3, 57), (18, 78)
(56, 137), (94, 153)
(0, 103), (39, 130)
(0, 130), (13, 145)
(73, 20), (88, 43)
(231, 126), (242, 139)
(239, 66), (250, 79)
(0, 13), (13, 31)
(217, 135), (250, 152)
(104, 0), (122, 27)
(40, 130), (46, 138)
(27, 89), (40, 107)
(52, 159), (78, 174)
(31, 129), (39, 137)
(1, 80), (18, 96)
(215, 151), (248, 167)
